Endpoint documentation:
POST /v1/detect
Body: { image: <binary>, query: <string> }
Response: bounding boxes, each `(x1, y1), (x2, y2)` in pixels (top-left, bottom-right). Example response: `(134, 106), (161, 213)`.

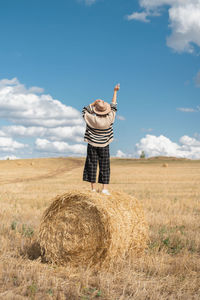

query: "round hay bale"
(162, 163), (169, 167)
(30, 162), (34, 166)
(38, 190), (148, 268)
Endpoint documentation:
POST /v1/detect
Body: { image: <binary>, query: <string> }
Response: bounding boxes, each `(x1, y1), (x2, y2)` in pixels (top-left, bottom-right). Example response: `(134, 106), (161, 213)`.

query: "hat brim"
(93, 103), (111, 115)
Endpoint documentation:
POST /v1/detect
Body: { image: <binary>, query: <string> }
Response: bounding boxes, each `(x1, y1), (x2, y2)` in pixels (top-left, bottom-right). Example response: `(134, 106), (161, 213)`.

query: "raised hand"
(91, 99), (99, 106)
(114, 83), (120, 92)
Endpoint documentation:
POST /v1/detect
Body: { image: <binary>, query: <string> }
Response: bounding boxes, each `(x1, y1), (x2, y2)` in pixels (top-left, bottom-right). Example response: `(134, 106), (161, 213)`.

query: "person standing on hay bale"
(82, 84), (120, 195)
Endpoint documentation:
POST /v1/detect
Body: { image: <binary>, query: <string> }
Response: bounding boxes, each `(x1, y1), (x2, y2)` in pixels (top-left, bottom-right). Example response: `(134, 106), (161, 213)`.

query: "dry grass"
(0, 157), (200, 299)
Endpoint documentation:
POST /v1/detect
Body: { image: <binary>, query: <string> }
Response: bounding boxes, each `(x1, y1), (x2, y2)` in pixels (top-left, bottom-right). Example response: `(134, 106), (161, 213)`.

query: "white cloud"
(35, 138), (86, 155)
(177, 107), (199, 113)
(0, 137), (26, 152)
(2, 125), (85, 142)
(28, 86), (44, 94)
(127, 0), (200, 53)
(141, 128), (153, 132)
(0, 78), (44, 94)
(0, 130), (6, 137)
(135, 134), (200, 159)
(127, 11), (150, 23)
(0, 77), (86, 157)
(179, 135), (200, 147)
(139, 0), (186, 10)
(78, 0), (97, 5)
(0, 78), (83, 127)
(116, 150), (127, 158)
(0, 77), (19, 87)
(117, 115), (126, 121)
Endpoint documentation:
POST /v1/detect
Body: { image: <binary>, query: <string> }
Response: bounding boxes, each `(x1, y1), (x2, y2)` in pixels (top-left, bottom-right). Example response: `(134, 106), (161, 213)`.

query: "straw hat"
(93, 100), (111, 115)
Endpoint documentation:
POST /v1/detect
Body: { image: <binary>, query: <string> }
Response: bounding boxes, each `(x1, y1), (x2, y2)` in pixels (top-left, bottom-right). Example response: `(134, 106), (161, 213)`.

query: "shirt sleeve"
(82, 105), (93, 119)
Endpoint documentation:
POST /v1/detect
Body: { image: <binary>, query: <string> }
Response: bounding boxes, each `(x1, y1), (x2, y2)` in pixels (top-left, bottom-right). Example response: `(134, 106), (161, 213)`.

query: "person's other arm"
(110, 84), (120, 114)
(112, 83), (120, 104)
(82, 99), (100, 118)
(82, 103), (94, 119)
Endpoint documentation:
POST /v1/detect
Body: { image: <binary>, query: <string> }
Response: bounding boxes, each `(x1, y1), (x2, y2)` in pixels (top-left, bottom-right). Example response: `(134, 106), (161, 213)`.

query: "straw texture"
(162, 163), (169, 167)
(38, 190), (148, 267)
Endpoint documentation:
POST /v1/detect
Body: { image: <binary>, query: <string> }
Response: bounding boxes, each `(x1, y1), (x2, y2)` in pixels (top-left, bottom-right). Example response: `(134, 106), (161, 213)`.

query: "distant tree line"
(140, 151), (146, 159)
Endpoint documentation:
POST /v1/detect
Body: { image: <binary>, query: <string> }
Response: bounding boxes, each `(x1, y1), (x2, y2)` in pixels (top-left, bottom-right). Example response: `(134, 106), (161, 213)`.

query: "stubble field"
(0, 157), (199, 299)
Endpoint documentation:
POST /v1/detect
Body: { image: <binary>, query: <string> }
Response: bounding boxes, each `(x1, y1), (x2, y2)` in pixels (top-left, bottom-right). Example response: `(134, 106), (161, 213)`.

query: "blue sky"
(0, 0), (200, 159)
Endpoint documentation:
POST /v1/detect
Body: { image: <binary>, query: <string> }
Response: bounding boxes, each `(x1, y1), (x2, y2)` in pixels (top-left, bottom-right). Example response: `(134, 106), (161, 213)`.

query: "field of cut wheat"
(0, 157), (199, 299)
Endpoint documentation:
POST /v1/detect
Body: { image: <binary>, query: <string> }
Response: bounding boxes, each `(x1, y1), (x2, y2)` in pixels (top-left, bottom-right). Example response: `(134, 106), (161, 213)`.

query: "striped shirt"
(82, 103), (117, 147)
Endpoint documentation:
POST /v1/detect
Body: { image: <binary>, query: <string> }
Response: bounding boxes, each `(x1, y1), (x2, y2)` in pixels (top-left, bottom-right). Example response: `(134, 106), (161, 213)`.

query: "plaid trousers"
(83, 144), (110, 184)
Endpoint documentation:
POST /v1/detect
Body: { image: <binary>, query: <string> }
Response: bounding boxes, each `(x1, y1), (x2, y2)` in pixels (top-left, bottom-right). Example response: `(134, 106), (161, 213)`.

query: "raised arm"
(112, 83), (120, 104)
